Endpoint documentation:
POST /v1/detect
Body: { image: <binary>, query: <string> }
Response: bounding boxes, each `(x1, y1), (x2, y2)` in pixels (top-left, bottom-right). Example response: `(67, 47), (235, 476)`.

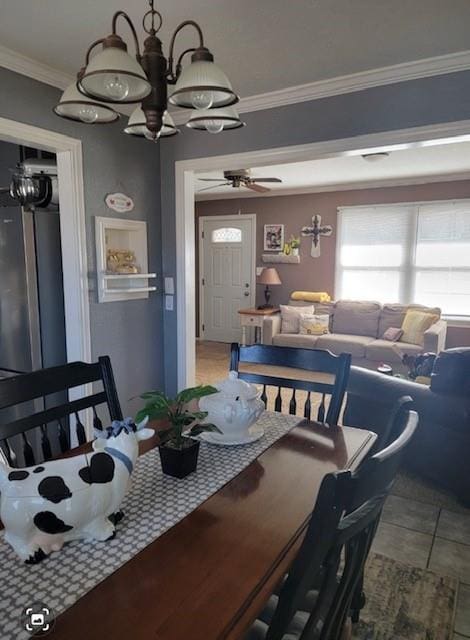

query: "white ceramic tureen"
(199, 371), (265, 438)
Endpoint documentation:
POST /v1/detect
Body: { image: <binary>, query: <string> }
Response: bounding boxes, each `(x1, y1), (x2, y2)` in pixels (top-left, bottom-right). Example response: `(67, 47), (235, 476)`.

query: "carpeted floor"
(353, 553), (457, 640)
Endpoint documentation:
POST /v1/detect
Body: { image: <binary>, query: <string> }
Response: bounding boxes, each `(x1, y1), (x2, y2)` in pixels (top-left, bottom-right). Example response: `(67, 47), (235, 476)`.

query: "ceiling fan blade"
(245, 182), (270, 193)
(197, 178), (227, 182)
(252, 177), (283, 183)
(197, 182), (230, 192)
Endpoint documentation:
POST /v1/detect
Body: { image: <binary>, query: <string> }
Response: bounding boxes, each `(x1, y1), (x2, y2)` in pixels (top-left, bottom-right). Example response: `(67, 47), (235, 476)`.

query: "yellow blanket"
(291, 291), (331, 303)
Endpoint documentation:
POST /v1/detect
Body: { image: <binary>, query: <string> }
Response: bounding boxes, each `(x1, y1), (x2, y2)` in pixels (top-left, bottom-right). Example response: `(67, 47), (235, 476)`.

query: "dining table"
(0, 412), (376, 640)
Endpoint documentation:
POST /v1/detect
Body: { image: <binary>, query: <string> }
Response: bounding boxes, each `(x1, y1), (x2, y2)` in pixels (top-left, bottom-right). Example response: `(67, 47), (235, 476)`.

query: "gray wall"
(160, 70), (470, 394)
(0, 67), (163, 416)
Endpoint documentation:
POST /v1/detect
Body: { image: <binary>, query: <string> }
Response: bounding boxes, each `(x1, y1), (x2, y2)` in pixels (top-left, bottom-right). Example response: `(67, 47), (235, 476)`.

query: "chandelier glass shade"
(186, 106), (245, 133)
(78, 43), (152, 103)
(124, 106), (178, 137)
(168, 59), (238, 110)
(54, 81), (120, 124)
(53, 1), (242, 141)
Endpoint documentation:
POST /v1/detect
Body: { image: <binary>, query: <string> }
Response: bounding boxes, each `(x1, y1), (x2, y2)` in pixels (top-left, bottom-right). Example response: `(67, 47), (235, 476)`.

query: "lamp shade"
(54, 81), (119, 123)
(168, 59), (238, 109)
(124, 106), (179, 138)
(78, 46), (151, 103)
(258, 268), (282, 285)
(185, 106), (245, 133)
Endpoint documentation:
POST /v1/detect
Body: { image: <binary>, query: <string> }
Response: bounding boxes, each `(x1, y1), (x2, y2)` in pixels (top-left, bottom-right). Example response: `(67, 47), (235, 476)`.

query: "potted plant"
(289, 235), (300, 256)
(135, 385), (220, 479)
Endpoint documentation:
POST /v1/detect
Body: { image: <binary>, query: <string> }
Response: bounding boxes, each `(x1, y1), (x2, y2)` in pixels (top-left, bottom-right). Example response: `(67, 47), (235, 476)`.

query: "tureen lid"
(215, 371), (259, 400)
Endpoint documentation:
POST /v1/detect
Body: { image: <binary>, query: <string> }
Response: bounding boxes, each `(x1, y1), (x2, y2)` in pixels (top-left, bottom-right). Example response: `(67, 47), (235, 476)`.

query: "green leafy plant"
(289, 235), (300, 249)
(135, 385), (221, 449)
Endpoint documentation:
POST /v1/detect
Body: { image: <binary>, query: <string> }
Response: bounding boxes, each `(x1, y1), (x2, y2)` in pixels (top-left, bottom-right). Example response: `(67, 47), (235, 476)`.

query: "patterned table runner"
(0, 412), (302, 640)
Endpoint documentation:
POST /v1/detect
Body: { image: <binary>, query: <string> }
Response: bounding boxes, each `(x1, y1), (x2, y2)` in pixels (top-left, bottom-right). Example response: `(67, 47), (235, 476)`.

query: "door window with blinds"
(336, 201), (470, 317)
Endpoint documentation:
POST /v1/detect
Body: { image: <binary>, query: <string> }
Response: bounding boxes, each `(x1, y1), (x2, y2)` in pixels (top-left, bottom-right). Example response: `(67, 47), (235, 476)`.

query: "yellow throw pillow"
(401, 310), (439, 345)
(299, 314), (330, 336)
(291, 291), (331, 303)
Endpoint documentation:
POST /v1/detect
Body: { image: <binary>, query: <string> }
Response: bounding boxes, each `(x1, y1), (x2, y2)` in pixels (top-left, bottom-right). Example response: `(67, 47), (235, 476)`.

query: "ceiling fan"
(197, 169), (282, 193)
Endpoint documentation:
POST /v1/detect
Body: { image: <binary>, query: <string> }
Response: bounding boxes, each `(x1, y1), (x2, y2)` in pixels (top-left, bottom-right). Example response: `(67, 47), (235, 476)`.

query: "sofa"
(262, 298), (447, 373)
(343, 359), (470, 505)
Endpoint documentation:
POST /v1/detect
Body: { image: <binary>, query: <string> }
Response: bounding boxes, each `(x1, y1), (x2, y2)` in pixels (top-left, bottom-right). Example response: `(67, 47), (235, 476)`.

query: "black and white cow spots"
(33, 466), (45, 474)
(38, 476), (72, 504)
(8, 470), (29, 481)
(33, 511), (73, 534)
(79, 452), (115, 485)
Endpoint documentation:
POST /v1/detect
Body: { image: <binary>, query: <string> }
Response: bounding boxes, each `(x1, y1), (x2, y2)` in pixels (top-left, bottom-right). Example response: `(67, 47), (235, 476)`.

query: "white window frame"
(335, 199), (470, 325)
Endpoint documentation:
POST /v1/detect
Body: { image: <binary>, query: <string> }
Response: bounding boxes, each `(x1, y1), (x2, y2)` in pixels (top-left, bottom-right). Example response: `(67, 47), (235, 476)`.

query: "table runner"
(0, 411), (302, 640)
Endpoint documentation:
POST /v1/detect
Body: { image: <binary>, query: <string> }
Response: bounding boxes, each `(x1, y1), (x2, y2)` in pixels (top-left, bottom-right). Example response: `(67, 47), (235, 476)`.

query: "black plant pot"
(158, 438), (200, 479)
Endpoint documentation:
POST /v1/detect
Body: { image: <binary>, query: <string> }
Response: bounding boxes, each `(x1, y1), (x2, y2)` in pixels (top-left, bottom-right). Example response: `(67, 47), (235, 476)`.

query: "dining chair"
(247, 398), (419, 640)
(230, 343), (351, 425)
(0, 356), (122, 467)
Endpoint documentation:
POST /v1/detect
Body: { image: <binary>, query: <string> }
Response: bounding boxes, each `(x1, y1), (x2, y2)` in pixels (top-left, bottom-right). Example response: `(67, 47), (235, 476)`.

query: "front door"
(200, 215), (255, 343)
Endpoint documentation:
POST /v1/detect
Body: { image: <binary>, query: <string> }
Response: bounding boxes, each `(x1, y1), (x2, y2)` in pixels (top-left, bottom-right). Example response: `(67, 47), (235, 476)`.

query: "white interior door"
(200, 215), (255, 343)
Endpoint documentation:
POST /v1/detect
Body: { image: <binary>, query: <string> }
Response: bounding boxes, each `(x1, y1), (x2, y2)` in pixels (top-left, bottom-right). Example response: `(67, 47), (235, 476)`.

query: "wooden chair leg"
(350, 573), (366, 623)
(340, 617), (352, 640)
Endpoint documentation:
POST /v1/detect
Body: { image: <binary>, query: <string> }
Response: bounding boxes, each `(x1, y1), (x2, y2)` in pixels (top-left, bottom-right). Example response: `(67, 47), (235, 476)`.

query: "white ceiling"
(194, 139), (470, 200)
(1, 1), (470, 98)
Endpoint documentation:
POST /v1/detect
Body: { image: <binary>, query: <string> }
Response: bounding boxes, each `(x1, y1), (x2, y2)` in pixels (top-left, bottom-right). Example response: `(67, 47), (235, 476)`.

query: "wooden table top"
(48, 420), (375, 640)
(238, 307), (280, 316)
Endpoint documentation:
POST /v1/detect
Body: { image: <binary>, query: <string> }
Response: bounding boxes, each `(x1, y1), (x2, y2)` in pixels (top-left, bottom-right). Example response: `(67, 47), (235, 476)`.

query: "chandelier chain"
(143, 0), (163, 36)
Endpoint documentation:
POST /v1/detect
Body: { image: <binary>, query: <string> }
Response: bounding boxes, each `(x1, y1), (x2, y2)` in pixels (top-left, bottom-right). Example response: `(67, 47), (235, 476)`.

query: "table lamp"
(257, 267), (282, 309)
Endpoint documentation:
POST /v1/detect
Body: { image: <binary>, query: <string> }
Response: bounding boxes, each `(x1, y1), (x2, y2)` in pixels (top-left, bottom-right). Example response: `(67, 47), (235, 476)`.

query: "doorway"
(199, 214), (256, 343)
(0, 116), (91, 428)
(176, 120), (470, 389)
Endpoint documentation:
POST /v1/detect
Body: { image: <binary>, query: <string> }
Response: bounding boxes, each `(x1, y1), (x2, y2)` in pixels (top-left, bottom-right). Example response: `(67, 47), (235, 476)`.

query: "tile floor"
(196, 340), (470, 639)
(376, 495), (470, 638)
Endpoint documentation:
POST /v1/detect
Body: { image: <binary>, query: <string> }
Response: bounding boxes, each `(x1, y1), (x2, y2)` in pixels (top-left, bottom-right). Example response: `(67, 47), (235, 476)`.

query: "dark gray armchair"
(343, 362), (470, 506)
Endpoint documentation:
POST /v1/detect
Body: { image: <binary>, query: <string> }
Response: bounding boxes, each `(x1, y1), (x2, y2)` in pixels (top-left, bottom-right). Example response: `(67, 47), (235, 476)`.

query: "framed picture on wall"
(264, 224), (284, 251)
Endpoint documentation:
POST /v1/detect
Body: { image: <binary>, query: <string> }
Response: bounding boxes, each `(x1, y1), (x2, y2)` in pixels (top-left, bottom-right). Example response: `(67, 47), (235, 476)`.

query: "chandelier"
(54, 0), (245, 139)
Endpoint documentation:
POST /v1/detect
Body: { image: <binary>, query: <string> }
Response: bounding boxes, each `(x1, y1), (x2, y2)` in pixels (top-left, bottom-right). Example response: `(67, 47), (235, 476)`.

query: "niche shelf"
(262, 253), (300, 264)
(95, 216), (157, 302)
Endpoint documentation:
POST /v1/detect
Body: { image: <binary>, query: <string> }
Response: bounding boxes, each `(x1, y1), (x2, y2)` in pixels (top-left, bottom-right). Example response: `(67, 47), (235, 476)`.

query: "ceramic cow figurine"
(0, 418), (154, 563)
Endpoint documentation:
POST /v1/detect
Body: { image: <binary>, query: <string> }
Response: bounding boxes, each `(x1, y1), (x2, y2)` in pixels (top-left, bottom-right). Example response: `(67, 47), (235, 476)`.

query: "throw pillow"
(401, 310), (439, 345)
(382, 327), (403, 342)
(280, 304), (314, 334)
(299, 314), (330, 336)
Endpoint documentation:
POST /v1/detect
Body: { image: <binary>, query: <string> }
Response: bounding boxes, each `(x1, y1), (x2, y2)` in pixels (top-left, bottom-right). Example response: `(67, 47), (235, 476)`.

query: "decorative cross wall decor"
(301, 214), (333, 257)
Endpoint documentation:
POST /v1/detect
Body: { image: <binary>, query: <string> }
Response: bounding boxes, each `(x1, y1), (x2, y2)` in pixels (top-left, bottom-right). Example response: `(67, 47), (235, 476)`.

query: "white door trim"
(175, 118), (470, 389)
(0, 117), (92, 396)
(198, 213), (257, 341)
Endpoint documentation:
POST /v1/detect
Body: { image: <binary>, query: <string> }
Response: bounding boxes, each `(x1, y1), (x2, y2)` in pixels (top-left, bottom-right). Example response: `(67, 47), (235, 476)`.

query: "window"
(336, 201), (470, 317)
(211, 227), (242, 243)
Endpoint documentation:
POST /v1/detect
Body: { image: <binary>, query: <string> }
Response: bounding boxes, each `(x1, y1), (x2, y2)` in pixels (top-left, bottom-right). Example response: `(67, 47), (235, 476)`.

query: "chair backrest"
(262, 400), (419, 640)
(0, 356), (122, 467)
(230, 343), (351, 425)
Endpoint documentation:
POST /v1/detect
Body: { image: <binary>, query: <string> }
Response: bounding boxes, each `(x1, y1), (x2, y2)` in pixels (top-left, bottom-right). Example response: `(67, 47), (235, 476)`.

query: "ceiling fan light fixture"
(53, 81), (120, 124)
(168, 48), (238, 109)
(78, 36), (151, 104)
(186, 106), (245, 132)
(124, 106), (179, 138)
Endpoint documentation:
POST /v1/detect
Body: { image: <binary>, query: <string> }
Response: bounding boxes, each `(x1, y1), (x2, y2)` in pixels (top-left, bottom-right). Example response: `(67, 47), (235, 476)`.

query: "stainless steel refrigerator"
(0, 142), (66, 379)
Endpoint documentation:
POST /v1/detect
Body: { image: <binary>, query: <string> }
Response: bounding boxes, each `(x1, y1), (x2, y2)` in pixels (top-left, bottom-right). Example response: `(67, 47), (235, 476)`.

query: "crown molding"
(0, 44), (73, 90)
(195, 171), (470, 201)
(1, 43), (470, 127)
(172, 49), (470, 125)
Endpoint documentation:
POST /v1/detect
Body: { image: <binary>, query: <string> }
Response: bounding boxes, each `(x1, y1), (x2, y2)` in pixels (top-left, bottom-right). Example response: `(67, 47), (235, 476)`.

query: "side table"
(238, 307), (280, 346)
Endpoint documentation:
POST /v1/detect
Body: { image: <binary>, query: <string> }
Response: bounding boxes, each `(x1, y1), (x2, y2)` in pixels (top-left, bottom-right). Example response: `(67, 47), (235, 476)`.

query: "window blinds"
(336, 201), (470, 315)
